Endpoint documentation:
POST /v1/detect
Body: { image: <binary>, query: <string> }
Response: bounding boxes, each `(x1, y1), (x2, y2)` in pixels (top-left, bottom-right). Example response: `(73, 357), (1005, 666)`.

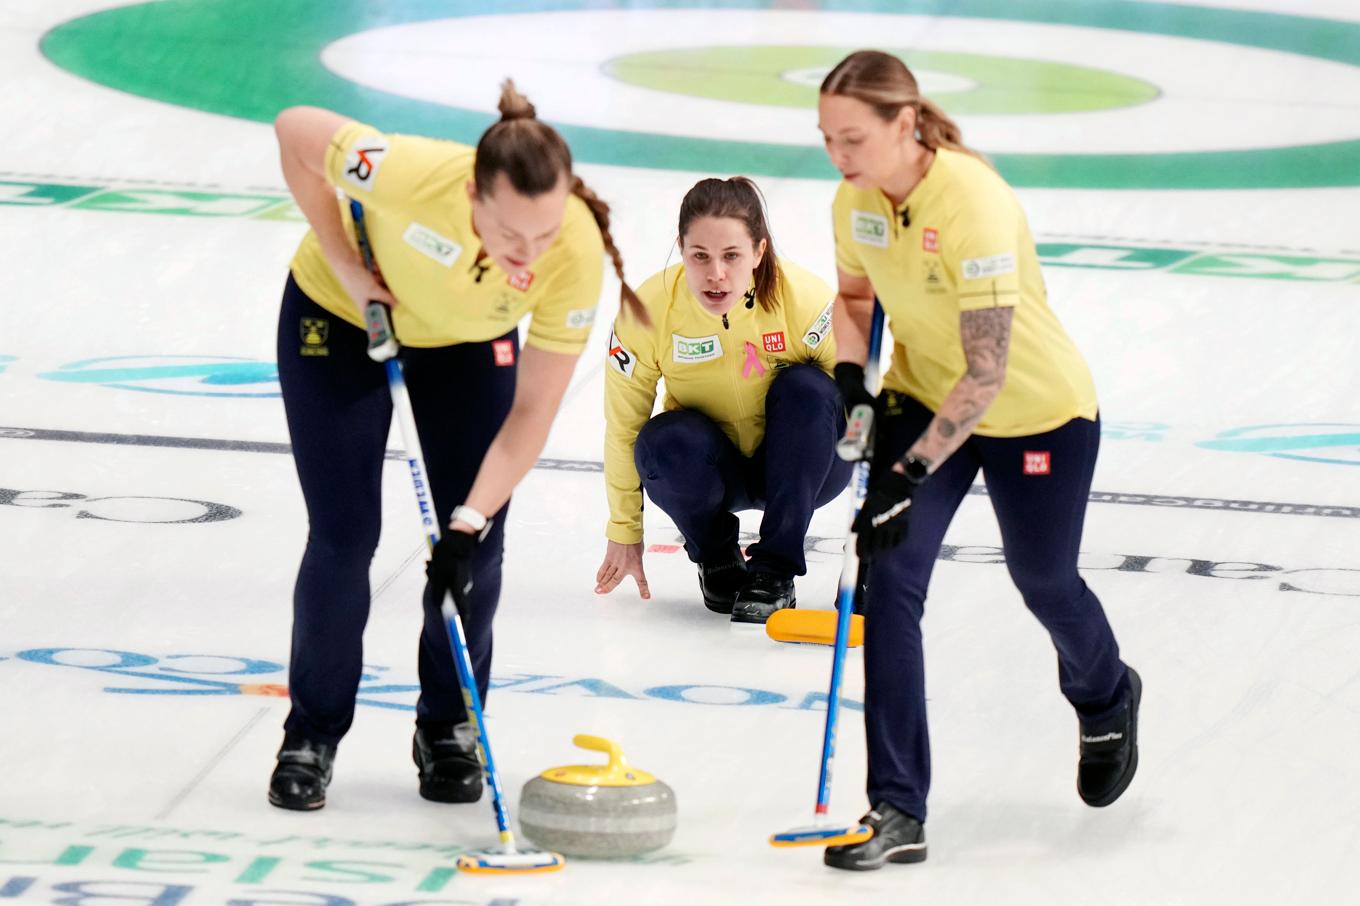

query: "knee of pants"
(303, 522), (382, 565)
(1007, 564), (1086, 611)
(766, 364), (838, 416)
(635, 410), (724, 478)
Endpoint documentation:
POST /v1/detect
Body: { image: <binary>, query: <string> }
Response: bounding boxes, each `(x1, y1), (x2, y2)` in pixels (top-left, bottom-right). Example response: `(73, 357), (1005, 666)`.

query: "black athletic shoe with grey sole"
(268, 734), (335, 811)
(1078, 666), (1142, 807)
(414, 723), (483, 803)
(824, 802), (927, 871)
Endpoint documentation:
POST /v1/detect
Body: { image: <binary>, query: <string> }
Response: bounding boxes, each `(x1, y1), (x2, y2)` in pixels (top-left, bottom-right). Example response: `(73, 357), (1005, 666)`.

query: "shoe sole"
(824, 842), (927, 871)
(268, 790), (325, 811)
(703, 595), (735, 615)
(418, 784), (484, 804)
(730, 600), (796, 625)
(1080, 668), (1142, 808)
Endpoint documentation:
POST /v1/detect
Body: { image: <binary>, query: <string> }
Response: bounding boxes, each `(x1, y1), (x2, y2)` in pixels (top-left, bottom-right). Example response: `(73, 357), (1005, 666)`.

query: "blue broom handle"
(814, 300), (884, 815)
(351, 197), (518, 849)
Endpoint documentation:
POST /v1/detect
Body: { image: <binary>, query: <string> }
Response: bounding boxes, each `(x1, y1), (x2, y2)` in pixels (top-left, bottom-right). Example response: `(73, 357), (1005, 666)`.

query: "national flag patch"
(1023, 451), (1051, 475)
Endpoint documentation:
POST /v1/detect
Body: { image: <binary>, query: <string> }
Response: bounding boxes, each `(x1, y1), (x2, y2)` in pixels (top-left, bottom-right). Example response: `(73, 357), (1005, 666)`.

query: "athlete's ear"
(897, 105), (917, 143)
(754, 237), (768, 268)
(466, 180), (478, 203)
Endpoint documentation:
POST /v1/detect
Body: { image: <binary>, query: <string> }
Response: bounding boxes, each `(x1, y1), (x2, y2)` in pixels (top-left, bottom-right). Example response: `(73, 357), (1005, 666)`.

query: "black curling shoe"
(698, 544), (748, 614)
(1078, 666), (1142, 807)
(730, 572), (796, 624)
(414, 724), (483, 803)
(268, 734), (335, 811)
(824, 802), (927, 871)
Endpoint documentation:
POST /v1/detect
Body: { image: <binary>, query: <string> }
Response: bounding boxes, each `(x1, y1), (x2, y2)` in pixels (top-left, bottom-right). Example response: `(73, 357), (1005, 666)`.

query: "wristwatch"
(900, 453), (931, 484)
(450, 505), (488, 533)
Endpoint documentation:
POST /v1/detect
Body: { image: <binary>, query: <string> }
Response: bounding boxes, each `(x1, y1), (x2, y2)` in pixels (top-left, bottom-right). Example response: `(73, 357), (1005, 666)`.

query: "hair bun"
(497, 79), (537, 121)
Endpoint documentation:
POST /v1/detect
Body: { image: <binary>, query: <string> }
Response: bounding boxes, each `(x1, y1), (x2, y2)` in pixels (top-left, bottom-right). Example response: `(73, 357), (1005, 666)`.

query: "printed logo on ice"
(673, 334), (722, 363)
(851, 210), (889, 248)
(37, 356), (279, 398)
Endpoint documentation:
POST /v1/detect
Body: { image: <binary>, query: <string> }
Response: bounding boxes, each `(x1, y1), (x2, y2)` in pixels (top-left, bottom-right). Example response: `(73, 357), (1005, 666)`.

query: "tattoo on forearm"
(960, 306), (1013, 387)
(923, 307), (1015, 449)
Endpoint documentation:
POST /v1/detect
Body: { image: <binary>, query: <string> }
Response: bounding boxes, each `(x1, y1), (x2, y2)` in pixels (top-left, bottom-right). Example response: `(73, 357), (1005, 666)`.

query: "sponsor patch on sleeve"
(565, 308), (597, 329)
(961, 253), (1017, 280)
(607, 327), (636, 378)
(341, 136), (389, 192)
(803, 300), (835, 349)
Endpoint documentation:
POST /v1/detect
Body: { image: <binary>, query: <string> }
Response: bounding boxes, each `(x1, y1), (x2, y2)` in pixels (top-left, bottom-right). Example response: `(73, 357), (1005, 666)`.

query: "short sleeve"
(946, 181), (1022, 312)
(522, 209), (603, 353)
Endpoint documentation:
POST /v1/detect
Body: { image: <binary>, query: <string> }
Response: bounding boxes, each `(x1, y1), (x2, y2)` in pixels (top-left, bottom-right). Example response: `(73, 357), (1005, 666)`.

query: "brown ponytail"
(677, 176), (782, 313)
(821, 50), (986, 162)
(474, 80), (644, 324)
(570, 175), (648, 326)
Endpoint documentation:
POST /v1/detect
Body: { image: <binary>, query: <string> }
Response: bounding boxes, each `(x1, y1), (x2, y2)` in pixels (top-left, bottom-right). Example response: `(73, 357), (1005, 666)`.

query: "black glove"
(852, 468), (923, 560)
(834, 362), (876, 415)
(426, 530), (479, 613)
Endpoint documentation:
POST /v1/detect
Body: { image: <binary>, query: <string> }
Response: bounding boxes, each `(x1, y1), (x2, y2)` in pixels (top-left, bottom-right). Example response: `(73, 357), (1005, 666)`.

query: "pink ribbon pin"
(742, 341), (766, 379)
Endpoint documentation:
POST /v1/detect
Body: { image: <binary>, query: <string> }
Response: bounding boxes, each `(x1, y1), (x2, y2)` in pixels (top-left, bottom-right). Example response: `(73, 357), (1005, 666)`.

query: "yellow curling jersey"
(289, 120), (605, 352)
(603, 261), (836, 544)
(833, 147), (1097, 437)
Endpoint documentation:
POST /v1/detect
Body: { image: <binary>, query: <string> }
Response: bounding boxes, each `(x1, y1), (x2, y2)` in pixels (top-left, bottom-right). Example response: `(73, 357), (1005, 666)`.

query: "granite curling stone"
(518, 735), (676, 858)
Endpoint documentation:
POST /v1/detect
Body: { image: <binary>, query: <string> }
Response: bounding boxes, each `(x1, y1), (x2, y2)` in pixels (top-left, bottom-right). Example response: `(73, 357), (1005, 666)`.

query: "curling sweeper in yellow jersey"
(815, 51), (1140, 871)
(594, 177), (852, 624)
(269, 82), (641, 828)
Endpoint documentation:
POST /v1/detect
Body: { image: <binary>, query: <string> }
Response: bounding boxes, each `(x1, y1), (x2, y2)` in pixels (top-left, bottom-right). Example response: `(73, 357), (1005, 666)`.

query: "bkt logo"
(38, 355), (279, 398)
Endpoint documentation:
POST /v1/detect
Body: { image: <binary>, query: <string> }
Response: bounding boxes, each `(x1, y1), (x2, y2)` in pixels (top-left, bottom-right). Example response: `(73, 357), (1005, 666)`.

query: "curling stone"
(518, 735), (676, 858)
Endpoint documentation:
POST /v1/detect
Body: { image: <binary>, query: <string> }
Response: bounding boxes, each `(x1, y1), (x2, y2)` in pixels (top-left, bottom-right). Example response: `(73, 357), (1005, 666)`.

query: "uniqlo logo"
(507, 271), (534, 292)
(1023, 451), (1051, 475)
(762, 331), (786, 353)
(493, 339), (515, 366)
(923, 228), (939, 253)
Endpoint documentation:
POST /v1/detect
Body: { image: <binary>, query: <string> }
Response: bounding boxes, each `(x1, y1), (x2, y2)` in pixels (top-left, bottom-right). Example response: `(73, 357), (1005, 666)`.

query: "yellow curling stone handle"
(537, 735), (657, 787)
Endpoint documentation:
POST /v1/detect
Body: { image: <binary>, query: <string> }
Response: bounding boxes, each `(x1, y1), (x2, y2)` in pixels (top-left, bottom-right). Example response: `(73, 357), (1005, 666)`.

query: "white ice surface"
(2, 2), (1359, 904)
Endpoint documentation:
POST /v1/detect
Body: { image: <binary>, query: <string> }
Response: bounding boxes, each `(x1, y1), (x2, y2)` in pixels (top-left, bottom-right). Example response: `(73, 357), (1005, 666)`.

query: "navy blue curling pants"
(633, 364), (852, 576)
(864, 391), (1131, 822)
(276, 274), (516, 746)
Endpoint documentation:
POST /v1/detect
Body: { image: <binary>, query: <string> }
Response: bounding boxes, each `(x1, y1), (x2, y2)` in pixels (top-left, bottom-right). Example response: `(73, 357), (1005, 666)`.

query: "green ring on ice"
(603, 46), (1161, 115)
(39, 0), (1360, 188)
